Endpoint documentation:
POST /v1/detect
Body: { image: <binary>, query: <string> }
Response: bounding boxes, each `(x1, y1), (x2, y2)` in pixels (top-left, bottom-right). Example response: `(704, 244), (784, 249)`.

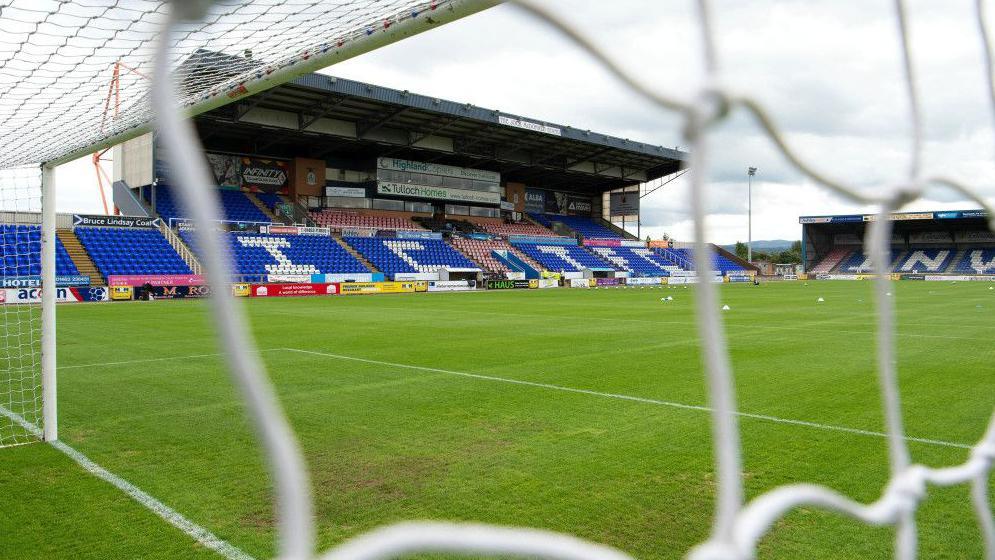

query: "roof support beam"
(298, 96), (349, 130)
(357, 106), (409, 138)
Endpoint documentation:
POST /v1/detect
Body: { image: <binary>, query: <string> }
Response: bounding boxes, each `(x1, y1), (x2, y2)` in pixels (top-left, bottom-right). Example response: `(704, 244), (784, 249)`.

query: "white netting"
(2, 0), (993, 559)
(0, 166), (43, 447)
(0, 0), (481, 168)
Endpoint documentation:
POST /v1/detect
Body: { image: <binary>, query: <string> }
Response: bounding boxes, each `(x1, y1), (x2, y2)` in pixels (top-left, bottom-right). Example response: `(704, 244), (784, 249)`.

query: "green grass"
(1, 281), (993, 559)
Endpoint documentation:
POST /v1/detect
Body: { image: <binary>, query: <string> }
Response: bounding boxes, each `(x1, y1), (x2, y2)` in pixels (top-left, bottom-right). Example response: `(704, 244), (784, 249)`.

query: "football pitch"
(1, 281), (992, 559)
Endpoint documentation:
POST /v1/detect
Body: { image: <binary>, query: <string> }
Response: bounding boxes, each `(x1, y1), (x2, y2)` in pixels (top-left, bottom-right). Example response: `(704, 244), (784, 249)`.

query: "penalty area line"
(0, 404), (255, 560)
(283, 347), (972, 450)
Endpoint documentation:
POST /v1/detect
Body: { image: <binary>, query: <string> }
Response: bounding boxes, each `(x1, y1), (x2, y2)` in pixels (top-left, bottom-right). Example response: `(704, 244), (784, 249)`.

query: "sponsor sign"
(508, 235), (576, 246)
(524, 189), (546, 214)
(395, 230), (442, 240)
(339, 282), (381, 295)
(924, 275), (989, 282)
(377, 182), (501, 205)
(310, 273), (379, 283)
(232, 283), (251, 297)
(864, 212), (934, 222)
(497, 115), (562, 136)
(250, 283), (339, 297)
(206, 153), (240, 188)
(625, 277), (661, 286)
(569, 278), (592, 288)
(500, 201), (514, 211)
(108, 274), (204, 287)
(727, 275), (752, 283)
(427, 280), (477, 292)
(902, 274), (926, 281)
(1, 275), (90, 288)
(241, 158), (289, 193)
(341, 227), (376, 237)
(609, 192), (639, 216)
(267, 274), (313, 283)
(379, 281), (417, 294)
(111, 286), (133, 300)
(148, 285), (213, 299)
(73, 214), (160, 228)
(486, 279), (533, 290)
(537, 278), (558, 289)
(2, 286), (108, 304)
(595, 278), (621, 286)
(325, 185), (367, 198)
(584, 238), (621, 247)
(262, 225), (330, 236)
(546, 191), (592, 215)
(376, 158), (501, 183)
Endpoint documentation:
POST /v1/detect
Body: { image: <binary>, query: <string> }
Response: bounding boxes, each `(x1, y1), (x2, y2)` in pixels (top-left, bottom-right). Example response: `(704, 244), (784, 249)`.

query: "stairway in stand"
(56, 228), (105, 286)
(335, 236), (379, 272)
(246, 193), (280, 222)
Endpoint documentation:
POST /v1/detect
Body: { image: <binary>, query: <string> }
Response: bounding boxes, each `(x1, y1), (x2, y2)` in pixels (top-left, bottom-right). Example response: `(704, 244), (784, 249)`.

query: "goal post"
(41, 164), (56, 442)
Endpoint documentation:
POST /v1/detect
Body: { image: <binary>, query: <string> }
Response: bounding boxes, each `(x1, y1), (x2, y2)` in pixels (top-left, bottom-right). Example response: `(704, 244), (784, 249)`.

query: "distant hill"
(720, 240), (796, 253)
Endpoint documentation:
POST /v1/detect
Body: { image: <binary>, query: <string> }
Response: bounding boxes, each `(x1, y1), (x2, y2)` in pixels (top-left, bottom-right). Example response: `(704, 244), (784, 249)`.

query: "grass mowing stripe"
(283, 347), (972, 450)
(56, 349), (285, 371)
(0, 405), (255, 560)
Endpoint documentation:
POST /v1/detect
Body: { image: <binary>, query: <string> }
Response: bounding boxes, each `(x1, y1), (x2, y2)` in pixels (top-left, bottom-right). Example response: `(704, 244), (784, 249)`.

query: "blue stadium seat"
(651, 248), (745, 275)
(587, 246), (680, 276)
(836, 250), (898, 273)
(953, 249), (995, 274)
(0, 224), (78, 277)
(344, 237), (478, 279)
(76, 227), (191, 276)
(154, 186), (270, 224)
(511, 242), (610, 272)
(181, 231), (369, 282)
(529, 214), (624, 239)
(893, 248), (955, 273)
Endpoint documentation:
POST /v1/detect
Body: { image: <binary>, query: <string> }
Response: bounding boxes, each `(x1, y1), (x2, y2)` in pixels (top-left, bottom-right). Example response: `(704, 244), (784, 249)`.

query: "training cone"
(817, 297), (825, 302)
(721, 304), (730, 311)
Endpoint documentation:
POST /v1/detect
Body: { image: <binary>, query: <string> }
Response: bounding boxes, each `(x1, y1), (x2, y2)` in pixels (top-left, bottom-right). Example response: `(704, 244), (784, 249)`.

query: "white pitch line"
(0, 404), (255, 560)
(57, 348), (283, 371)
(283, 347), (972, 450)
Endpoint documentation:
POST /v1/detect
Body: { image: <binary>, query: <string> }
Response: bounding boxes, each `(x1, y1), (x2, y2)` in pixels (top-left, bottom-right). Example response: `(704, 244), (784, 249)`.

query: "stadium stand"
(312, 210), (424, 232)
(344, 237), (479, 278)
(530, 214), (624, 239)
(835, 250), (897, 273)
(809, 247), (855, 274)
(588, 246), (679, 276)
(230, 233), (367, 280)
(447, 237), (511, 274)
(511, 242), (610, 272)
(893, 248), (955, 273)
(655, 247), (746, 275)
(76, 227), (191, 276)
(952, 248), (995, 274)
(467, 217), (557, 238)
(153, 186), (270, 224)
(179, 231), (369, 281)
(0, 225), (78, 277)
(255, 192), (285, 212)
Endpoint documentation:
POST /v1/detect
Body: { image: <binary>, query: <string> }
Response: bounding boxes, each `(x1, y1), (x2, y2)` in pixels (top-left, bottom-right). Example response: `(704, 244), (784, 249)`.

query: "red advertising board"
(249, 283), (339, 297)
(583, 238), (622, 247)
(108, 274), (205, 287)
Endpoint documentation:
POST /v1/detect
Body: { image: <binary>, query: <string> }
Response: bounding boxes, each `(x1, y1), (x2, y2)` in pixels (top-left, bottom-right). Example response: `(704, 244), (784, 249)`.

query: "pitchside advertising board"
(1, 275), (90, 288)
(0, 286), (108, 304)
(486, 279), (536, 290)
(251, 283), (339, 297)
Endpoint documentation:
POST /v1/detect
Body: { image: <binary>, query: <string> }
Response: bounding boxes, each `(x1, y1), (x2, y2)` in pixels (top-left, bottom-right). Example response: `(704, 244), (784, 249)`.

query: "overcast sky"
(56, 0), (995, 244)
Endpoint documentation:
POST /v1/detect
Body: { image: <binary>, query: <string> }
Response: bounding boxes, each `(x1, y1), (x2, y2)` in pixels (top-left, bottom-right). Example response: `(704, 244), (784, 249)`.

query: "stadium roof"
(799, 209), (988, 224)
(193, 71), (686, 193)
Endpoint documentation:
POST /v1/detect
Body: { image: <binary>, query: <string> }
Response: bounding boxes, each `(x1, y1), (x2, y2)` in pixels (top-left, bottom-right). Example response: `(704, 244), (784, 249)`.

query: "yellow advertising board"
(232, 283), (250, 297)
(379, 281), (417, 294)
(414, 281), (429, 292)
(339, 282), (381, 295)
(110, 286), (133, 300)
(528, 279), (539, 289)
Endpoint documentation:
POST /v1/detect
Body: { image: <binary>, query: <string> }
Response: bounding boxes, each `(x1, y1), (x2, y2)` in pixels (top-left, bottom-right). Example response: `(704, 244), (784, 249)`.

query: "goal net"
(0, 167), (44, 447)
(1, 0), (993, 559)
